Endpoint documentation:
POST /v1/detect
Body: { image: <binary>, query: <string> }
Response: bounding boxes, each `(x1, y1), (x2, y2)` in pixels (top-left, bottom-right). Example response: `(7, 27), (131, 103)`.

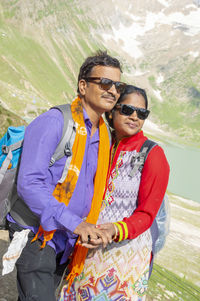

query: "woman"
(59, 85), (170, 300)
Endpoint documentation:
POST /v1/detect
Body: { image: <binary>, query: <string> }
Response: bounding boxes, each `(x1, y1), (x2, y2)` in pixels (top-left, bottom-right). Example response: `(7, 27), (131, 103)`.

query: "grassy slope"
(148, 264), (200, 301)
(0, 20), (76, 112)
(0, 104), (27, 138)
(0, 0), (105, 129)
(147, 192), (200, 300)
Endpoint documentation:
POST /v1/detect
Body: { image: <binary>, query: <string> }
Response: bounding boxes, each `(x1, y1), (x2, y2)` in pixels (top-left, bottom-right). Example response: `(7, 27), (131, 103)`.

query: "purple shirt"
(10, 107), (99, 263)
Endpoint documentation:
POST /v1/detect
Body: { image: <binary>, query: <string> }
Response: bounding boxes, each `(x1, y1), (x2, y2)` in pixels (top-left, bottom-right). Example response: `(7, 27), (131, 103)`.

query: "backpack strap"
(129, 139), (157, 178)
(0, 150), (13, 185)
(49, 104), (76, 166)
(140, 139), (157, 161)
(2, 140), (23, 154)
(0, 140), (23, 185)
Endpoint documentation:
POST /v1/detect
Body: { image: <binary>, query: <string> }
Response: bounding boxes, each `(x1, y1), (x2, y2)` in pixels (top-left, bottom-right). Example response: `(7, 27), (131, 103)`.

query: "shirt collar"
(83, 108), (99, 142)
(83, 108), (92, 129)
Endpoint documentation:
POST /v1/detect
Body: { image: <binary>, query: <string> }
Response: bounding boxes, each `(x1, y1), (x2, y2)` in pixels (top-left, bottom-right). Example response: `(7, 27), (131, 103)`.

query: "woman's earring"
(109, 113), (113, 119)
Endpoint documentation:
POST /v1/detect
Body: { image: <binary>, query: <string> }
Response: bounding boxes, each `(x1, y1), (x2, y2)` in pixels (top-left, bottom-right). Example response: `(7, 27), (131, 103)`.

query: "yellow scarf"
(32, 96), (110, 288)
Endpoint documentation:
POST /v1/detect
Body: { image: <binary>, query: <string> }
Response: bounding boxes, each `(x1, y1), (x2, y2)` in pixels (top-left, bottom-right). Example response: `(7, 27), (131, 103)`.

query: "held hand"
(94, 223), (117, 248)
(85, 223), (117, 249)
(74, 221), (117, 249)
(80, 238), (102, 249)
(96, 222), (116, 238)
(73, 221), (104, 247)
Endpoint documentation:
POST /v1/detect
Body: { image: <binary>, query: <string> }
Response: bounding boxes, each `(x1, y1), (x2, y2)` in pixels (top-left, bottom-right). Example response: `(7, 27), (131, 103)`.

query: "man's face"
(79, 66), (122, 115)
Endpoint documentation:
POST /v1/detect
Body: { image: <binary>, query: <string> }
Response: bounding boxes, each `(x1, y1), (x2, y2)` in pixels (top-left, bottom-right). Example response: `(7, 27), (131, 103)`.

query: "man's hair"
(105, 84), (148, 129)
(77, 50), (122, 93)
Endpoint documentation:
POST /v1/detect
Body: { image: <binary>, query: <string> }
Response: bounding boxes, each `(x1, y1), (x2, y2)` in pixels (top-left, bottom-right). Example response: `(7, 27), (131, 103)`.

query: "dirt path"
(0, 231), (17, 301)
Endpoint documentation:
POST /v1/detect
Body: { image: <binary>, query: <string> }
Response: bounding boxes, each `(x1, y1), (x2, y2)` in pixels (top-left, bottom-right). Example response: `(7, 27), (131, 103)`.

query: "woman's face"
(113, 92), (146, 141)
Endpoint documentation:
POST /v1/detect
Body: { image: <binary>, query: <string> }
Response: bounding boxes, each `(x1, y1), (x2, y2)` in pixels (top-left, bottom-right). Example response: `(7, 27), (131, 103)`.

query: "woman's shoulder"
(145, 142), (170, 172)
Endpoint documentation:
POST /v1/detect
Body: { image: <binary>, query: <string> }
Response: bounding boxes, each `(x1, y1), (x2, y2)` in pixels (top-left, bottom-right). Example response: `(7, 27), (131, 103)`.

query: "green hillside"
(0, 0), (106, 134)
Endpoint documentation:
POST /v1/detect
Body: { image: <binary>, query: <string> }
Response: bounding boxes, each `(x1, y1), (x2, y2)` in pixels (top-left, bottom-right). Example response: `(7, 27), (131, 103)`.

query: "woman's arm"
(122, 145), (170, 240)
(97, 145), (170, 242)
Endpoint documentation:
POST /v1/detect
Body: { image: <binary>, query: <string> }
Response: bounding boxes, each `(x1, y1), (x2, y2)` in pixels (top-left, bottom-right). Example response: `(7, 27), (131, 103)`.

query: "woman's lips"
(126, 122), (137, 129)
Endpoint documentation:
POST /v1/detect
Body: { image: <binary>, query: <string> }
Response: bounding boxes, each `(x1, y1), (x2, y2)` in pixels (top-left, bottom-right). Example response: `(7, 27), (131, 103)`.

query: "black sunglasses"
(83, 77), (126, 94)
(116, 104), (150, 120)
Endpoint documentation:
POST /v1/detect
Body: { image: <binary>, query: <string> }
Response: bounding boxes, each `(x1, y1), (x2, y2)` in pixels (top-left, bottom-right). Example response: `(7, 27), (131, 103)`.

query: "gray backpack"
(0, 104), (76, 229)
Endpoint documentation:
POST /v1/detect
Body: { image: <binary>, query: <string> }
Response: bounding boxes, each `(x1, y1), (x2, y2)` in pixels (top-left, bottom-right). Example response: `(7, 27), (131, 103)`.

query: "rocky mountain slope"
(0, 0), (200, 145)
(83, 0), (200, 145)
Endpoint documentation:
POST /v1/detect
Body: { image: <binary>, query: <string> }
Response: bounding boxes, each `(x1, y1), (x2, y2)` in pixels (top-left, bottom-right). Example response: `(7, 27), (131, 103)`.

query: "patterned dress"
(59, 143), (153, 301)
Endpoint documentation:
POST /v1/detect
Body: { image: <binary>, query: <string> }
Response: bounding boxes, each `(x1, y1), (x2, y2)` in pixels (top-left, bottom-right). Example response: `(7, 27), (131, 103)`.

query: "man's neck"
(82, 100), (101, 136)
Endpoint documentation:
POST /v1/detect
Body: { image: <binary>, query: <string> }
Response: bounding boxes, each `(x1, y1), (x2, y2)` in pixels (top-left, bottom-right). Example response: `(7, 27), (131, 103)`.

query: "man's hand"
(73, 221), (103, 248)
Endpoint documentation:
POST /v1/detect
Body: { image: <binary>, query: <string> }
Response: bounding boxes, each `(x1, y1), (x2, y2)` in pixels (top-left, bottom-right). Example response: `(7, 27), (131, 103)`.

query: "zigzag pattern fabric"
(59, 150), (152, 301)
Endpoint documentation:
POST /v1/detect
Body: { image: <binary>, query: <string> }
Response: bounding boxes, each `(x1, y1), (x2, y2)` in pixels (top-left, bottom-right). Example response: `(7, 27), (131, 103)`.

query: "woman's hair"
(77, 50), (122, 94)
(105, 84), (148, 128)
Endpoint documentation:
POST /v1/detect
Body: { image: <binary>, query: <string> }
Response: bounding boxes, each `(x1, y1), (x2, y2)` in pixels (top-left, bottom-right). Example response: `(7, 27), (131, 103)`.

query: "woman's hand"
(80, 223), (117, 249)
(95, 223), (117, 246)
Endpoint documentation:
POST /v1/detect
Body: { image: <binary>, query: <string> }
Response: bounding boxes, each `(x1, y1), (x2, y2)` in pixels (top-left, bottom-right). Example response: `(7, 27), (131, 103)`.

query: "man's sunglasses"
(83, 77), (126, 94)
(115, 104), (150, 120)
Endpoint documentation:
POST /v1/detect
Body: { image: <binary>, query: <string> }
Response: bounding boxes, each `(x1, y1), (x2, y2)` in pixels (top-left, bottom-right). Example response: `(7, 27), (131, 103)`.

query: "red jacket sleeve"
(122, 145), (170, 239)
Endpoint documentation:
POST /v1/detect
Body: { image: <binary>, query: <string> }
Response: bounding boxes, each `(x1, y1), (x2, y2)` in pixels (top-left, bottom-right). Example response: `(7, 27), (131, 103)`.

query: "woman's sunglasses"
(115, 104), (150, 120)
(83, 77), (126, 94)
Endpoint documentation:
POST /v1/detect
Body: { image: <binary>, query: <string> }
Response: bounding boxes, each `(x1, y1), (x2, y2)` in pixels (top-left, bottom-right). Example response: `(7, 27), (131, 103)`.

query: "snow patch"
(102, 8), (200, 58)
(134, 70), (148, 76)
(185, 4), (197, 9)
(156, 74), (164, 84)
(189, 51), (199, 58)
(157, 0), (169, 7)
(153, 89), (163, 101)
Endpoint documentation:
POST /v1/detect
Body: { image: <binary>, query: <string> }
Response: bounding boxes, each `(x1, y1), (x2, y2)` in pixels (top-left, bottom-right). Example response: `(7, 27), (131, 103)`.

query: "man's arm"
(17, 109), (111, 244)
(17, 110), (83, 234)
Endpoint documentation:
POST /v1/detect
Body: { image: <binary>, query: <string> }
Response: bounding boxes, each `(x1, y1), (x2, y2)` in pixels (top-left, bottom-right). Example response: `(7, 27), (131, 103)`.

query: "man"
(7, 50), (125, 300)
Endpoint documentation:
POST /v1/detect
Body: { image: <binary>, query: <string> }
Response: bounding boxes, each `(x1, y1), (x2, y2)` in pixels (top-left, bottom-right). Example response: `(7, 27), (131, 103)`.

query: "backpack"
(134, 139), (170, 254)
(0, 104), (76, 229)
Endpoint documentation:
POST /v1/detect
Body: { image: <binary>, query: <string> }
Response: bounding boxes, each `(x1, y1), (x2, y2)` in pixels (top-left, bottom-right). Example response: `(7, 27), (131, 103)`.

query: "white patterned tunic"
(59, 135), (155, 301)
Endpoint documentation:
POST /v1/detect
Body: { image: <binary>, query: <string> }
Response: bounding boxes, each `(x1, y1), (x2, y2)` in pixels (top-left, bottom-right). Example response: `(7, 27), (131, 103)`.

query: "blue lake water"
(162, 142), (200, 203)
